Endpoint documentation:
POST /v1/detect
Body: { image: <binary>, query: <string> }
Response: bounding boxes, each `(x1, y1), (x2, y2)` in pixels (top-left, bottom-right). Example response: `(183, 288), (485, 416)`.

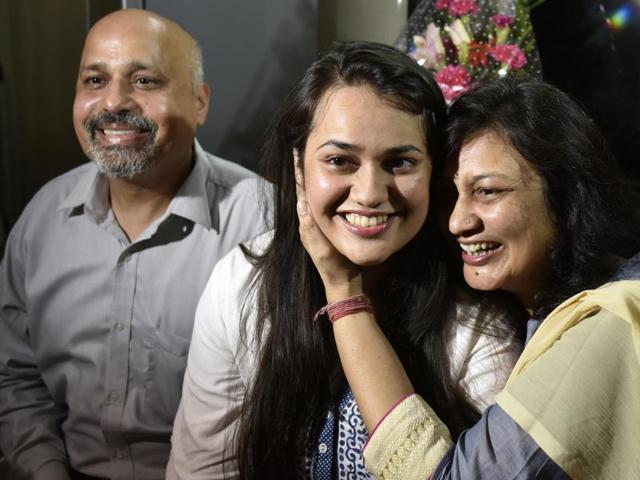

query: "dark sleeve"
(0, 221), (70, 479)
(431, 405), (569, 480)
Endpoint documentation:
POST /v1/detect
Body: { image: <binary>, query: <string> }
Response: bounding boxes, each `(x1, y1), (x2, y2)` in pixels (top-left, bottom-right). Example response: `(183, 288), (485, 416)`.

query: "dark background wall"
(529, 0), (640, 186)
(144, 0), (318, 170)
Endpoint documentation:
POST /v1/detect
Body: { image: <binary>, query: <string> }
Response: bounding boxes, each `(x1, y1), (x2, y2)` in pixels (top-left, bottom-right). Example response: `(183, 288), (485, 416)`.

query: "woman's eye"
(385, 158), (415, 172)
(327, 156), (351, 168)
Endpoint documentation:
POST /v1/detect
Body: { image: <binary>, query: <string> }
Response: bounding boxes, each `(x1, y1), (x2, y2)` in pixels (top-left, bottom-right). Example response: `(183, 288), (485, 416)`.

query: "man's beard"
(85, 111), (159, 179)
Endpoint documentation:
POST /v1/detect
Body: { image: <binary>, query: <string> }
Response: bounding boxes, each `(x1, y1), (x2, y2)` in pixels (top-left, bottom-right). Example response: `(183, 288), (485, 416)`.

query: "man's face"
(72, 14), (209, 179)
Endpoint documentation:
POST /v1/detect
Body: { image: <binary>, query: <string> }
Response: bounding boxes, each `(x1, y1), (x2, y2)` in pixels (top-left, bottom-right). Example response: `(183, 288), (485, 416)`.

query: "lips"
(459, 241), (503, 265)
(339, 212), (393, 237)
(345, 212), (389, 227)
(460, 241), (501, 255)
(96, 126), (152, 146)
(85, 111), (157, 146)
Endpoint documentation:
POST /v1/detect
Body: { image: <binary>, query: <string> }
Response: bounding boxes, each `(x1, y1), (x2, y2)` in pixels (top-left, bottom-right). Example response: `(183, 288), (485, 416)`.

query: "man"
(0, 9), (268, 480)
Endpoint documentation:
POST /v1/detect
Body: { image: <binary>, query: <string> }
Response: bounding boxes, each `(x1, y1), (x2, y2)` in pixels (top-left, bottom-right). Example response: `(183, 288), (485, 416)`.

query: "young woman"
(297, 79), (640, 479)
(167, 42), (522, 480)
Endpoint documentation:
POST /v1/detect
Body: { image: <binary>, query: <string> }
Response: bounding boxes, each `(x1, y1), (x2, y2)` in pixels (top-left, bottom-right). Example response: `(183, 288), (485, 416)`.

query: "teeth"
(103, 129), (138, 136)
(460, 242), (499, 256)
(345, 213), (388, 227)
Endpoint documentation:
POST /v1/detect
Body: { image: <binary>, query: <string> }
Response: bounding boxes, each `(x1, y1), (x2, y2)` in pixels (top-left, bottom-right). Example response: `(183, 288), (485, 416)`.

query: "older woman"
(297, 79), (640, 479)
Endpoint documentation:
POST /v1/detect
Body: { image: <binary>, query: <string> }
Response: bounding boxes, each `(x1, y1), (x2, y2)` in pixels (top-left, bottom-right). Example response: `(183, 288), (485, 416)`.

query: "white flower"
(445, 19), (471, 47)
(425, 23), (445, 66)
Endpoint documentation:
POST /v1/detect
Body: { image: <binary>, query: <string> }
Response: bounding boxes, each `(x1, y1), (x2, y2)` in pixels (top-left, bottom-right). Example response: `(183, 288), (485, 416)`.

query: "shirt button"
(318, 443), (327, 454)
(108, 391), (119, 402)
(115, 450), (126, 459)
(115, 322), (125, 332)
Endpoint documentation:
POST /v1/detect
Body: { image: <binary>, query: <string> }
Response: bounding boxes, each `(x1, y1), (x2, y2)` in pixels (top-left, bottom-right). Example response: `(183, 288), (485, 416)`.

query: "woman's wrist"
(315, 294), (373, 324)
(324, 280), (364, 303)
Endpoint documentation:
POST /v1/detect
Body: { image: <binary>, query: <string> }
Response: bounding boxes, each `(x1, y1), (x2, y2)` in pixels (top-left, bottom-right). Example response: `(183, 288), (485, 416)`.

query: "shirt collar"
(58, 163), (110, 220)
(56, 140), (213, 229)
(166, 139), (212, 229)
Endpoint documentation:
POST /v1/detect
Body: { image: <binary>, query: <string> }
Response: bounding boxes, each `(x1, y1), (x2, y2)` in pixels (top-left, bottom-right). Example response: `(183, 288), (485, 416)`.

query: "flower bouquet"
(395, 0), (541, 102)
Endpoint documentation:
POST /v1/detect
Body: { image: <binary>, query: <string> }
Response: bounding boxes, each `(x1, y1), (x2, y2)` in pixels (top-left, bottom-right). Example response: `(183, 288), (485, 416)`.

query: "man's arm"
(0, 224), (70, 480)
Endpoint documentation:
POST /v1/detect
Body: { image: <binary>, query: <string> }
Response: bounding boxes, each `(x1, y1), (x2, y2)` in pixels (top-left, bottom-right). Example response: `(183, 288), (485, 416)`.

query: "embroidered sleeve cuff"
(363, 394), (453, 480)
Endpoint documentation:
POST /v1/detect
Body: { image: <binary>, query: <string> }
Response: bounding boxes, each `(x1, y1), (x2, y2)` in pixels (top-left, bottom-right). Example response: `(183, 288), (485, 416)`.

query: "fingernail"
(297, 200), (308, 215)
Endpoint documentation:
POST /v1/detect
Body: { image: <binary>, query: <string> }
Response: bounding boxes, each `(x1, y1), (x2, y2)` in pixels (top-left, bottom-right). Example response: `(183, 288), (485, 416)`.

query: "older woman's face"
(302, 85), (431, 267)
(446, 130), (555, 309)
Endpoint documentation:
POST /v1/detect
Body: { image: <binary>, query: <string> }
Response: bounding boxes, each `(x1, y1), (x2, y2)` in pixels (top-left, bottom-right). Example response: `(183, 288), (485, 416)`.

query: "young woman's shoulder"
(448, 287), (525, 411)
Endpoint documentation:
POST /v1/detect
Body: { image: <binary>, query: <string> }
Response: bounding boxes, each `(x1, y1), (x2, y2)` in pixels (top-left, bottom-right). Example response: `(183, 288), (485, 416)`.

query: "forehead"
(308, 85), (426, 147)
(80, 17), (186, 76)
(448, 130), (538, 183)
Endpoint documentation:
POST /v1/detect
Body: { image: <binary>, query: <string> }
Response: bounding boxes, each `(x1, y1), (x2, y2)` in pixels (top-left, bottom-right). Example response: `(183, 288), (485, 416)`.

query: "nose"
(350, 164), (389, 208)
(102, 79), (137, 113)
(449, 196), (480, 236)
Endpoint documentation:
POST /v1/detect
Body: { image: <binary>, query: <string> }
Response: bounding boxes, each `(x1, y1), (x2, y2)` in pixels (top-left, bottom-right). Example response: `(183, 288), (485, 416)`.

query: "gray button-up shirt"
(0, 141), (269, 480)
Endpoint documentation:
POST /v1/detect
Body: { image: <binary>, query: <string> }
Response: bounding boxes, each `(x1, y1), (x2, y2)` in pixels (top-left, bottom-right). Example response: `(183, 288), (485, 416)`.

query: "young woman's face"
(446, 130), (556, 308)
(302, 85), (431, 267)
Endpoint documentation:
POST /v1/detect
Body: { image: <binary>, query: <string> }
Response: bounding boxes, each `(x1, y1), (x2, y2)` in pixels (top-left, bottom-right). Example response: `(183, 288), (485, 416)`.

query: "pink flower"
(435, 65), (471, 102)
(448, 0), (479, 16)
(490, 44), (527, 69)
(435, 0), (450, 11)
(491, 14), (515, 28)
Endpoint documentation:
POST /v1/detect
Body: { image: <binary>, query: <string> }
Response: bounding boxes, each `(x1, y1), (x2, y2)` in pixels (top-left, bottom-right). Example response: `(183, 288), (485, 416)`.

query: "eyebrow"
(316, 140), (424, 155)
(454, 172), (513, 183)
(80, 61), (156, 73)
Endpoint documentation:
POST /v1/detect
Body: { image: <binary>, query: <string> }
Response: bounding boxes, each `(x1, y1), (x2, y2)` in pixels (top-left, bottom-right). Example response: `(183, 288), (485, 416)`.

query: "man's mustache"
(85, 111), (158, 140)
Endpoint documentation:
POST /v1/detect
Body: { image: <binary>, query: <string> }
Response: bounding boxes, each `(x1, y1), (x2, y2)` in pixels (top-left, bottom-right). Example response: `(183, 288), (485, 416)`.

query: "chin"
(463, 270), (503, 292)
(343, 251), (391, 268)
(354, 259), (386, 268)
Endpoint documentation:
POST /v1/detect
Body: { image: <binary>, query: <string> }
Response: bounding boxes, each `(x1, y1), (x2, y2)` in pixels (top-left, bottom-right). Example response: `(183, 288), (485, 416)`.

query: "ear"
(194, 83), (210, 126)
(293, 148), (305, 191)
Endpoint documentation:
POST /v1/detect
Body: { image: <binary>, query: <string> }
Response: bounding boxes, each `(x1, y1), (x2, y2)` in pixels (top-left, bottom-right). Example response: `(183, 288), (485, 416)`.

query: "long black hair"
(237, 41), (478, 479)
(445, 79), (640, 318)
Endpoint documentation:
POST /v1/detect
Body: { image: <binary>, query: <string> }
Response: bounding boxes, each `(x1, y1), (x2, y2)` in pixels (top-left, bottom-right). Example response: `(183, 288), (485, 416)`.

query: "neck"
(516, 289), (537, 317)
(108, 152), (193, 241)
(361, 263), (388, 304)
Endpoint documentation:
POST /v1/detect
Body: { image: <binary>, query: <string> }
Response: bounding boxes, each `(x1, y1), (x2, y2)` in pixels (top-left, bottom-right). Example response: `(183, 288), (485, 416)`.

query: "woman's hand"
(294, 150), (363, 302)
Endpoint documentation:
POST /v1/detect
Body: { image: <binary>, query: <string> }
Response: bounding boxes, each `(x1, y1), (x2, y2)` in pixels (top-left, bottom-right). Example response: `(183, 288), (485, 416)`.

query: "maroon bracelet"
(313, 294), (373, 324)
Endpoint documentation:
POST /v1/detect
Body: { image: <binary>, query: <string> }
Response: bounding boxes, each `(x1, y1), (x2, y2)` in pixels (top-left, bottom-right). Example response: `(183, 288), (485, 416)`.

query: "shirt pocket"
(143, 328), (191, 425)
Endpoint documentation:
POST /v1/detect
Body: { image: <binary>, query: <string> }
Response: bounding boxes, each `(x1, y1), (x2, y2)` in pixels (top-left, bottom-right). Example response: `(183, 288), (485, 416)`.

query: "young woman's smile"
(302, 85), (431, 267)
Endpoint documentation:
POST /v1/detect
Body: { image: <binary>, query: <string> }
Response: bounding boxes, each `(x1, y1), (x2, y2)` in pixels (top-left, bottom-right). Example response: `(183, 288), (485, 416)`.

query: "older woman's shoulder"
(610, 251), (640, 281)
